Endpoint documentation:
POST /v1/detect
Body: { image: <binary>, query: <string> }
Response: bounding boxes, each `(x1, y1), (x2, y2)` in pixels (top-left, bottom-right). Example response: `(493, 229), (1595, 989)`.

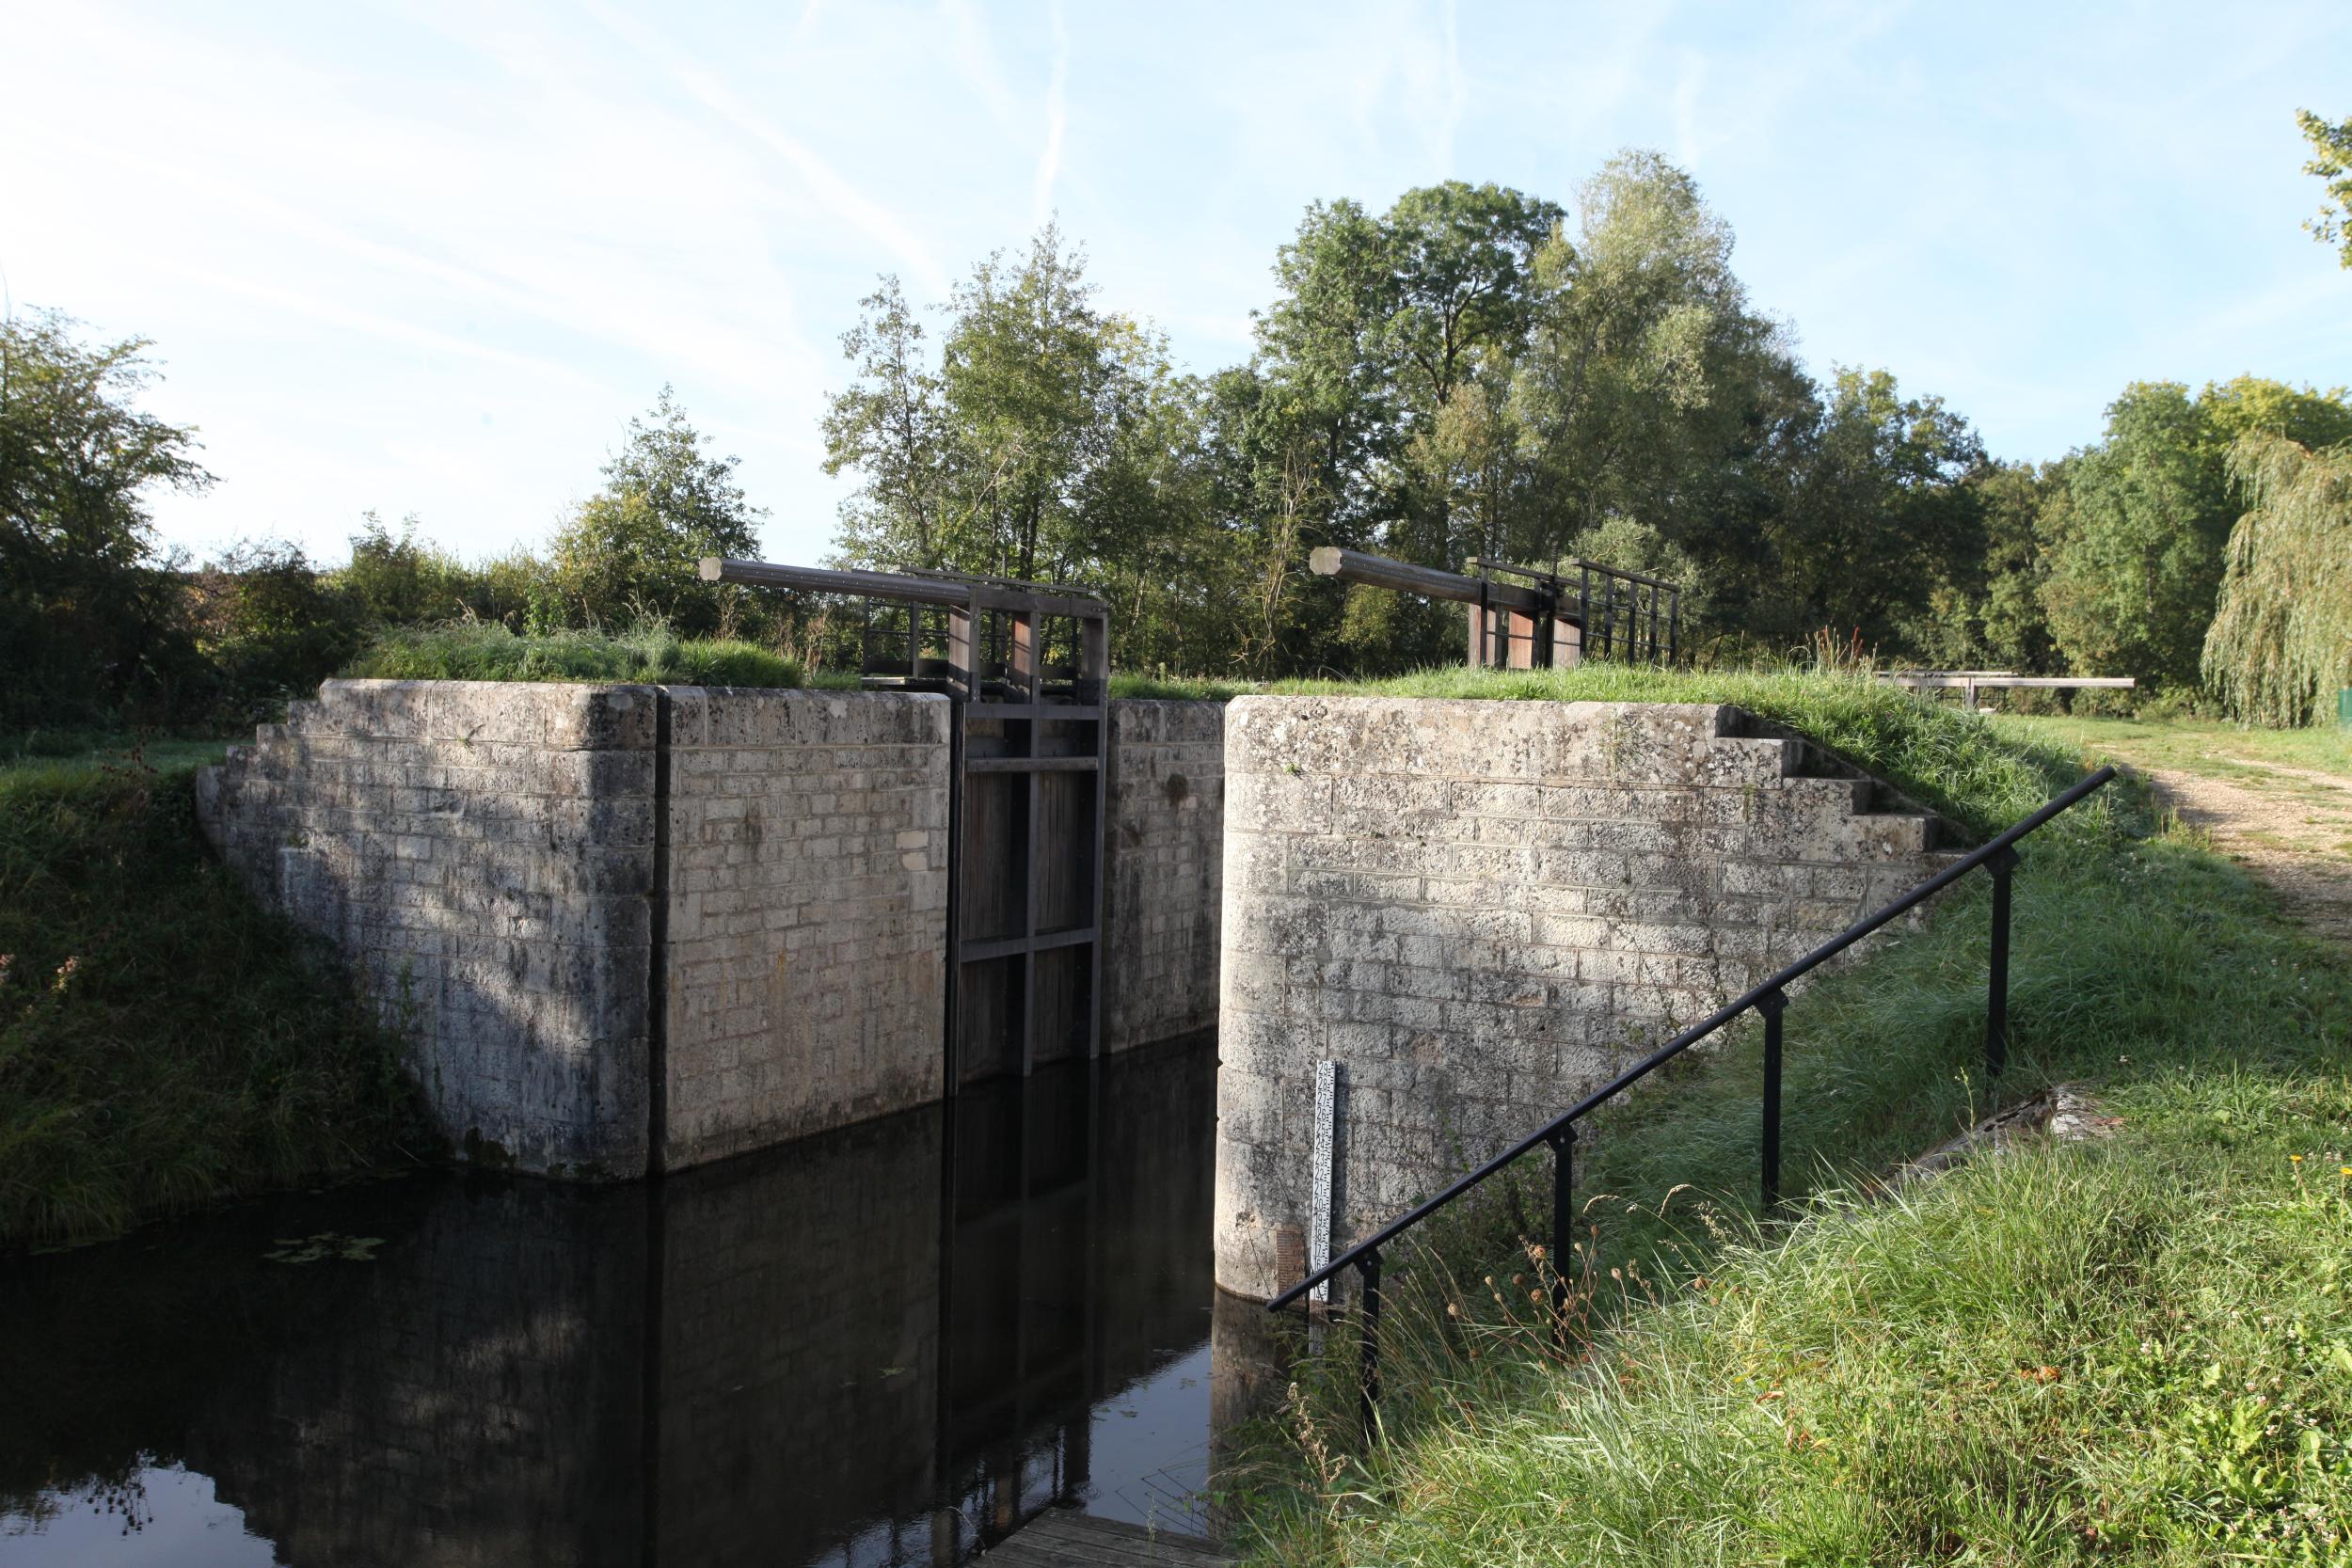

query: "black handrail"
(1265, 766), (2118, 1430)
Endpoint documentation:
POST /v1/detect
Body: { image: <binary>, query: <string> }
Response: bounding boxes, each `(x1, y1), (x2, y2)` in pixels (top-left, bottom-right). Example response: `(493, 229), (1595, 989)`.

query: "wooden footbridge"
(1309, 546), (1680, 667)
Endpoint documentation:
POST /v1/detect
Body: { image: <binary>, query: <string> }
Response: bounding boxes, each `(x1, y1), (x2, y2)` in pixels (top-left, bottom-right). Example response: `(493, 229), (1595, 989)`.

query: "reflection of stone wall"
(188, 1180), (651, 1568)
(1102, 702), (1226, 1053)
(18, 1040), (1223, 1568)
(1216, 699), (1947, 1301)
(651, 1112), (946, 1566)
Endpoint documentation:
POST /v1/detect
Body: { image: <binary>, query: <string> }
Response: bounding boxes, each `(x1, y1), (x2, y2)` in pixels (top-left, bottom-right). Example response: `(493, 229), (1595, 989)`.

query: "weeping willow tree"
(2202, 432), (2352, 725)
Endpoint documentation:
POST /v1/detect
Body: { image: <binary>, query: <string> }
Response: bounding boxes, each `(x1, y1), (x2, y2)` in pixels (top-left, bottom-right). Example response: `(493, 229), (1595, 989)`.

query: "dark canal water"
(0, 1038), (1222, 1566)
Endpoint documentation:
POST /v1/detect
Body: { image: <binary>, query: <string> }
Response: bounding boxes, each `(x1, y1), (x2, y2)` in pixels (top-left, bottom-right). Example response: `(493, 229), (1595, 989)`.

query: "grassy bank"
(2000, 711), (2352, 785)
(1224, 672), (2352, 1565)
(343, 620), (856, 689)
(0, 750), (430, 1244)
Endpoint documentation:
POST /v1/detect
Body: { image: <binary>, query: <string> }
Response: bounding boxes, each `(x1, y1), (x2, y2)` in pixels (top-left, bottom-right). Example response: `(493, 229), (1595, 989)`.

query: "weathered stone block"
(1214, 696), (1951, 1302)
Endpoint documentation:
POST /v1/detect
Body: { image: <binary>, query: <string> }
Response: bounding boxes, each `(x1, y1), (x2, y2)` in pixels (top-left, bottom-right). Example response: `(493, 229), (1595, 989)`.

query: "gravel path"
(2145, 755), (2352, 947)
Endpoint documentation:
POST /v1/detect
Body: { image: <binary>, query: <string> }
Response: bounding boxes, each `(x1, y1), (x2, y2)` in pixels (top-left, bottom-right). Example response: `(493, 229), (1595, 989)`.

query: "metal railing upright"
(1267, 765), (2119, 1436)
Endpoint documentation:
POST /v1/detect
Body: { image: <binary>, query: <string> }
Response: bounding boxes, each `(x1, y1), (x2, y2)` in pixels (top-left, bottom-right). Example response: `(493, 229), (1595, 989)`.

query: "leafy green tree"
(2205, 432), (2352, 724)
(2041, 378), (2352, 691)
(824, 227), (1232, 671)
(1262, 182), (1561, 573)
(822, 278), (949, 568)
(2296, 108), (2352, 268)
(2040, 383), (2227, 689)
(1954, 459), (2065, 673)
(1511, 151), (1774, 574)
(1770, 368), (1986, 653)
(0, 309), (212, 727)
(545, 388), (765, 633)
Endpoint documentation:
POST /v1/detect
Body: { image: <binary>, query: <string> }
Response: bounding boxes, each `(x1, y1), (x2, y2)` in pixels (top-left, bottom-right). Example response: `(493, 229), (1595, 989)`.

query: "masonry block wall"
(197, 679), (660, 1176)
(659, 689), (950, 1166)
(1101, 700), (1226, 1052)
(1213, 697), (1948, 1302)
(197, 681), (952, 1178)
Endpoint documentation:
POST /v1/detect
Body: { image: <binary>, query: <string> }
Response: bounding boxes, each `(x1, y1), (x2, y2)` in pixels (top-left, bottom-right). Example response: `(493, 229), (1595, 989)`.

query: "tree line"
(7, 134), (2350, 732)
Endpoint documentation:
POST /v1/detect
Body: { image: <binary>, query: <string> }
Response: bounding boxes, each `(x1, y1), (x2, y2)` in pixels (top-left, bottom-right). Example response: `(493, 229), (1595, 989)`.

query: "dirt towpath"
(2140, 755), (2352, 947)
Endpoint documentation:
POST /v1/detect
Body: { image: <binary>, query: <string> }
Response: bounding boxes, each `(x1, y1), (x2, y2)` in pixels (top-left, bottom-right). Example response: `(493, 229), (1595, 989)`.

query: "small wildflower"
(2292, 1154), (2305, 1164)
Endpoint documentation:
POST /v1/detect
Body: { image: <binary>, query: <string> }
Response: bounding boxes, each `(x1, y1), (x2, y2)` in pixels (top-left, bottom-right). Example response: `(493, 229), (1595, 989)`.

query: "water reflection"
(0, 1038), (1216, 1566)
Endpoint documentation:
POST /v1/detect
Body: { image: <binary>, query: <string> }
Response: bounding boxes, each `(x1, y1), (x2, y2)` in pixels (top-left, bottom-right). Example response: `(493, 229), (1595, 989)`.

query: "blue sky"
(6, 0), (2350, 568)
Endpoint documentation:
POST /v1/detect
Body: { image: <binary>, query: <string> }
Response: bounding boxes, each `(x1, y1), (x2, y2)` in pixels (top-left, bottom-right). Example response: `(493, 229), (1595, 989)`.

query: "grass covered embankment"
(0, 748), (430, 1244)
(343, 620), (858, 689)
(1220, 668), (2352, 1566)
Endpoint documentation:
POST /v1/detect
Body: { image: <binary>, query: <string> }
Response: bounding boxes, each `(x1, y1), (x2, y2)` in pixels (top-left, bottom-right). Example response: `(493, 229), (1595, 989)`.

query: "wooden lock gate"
(702, 558), (1109, 1089)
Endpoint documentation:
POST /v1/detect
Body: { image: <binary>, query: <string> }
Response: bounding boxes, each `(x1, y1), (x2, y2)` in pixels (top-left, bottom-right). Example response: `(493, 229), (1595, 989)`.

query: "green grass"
(0, 753), (432, 1245)
(1, 735), (229, 777)
(1124, 664), (2090, 839)
(2000, 712), (2352, 787)
(1222, 672), (2352, 1567)
(342, 620), (852, 689)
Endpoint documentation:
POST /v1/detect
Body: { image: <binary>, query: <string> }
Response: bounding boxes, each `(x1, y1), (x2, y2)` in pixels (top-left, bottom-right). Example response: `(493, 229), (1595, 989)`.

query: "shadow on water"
(0, 1037), (1217, 1566)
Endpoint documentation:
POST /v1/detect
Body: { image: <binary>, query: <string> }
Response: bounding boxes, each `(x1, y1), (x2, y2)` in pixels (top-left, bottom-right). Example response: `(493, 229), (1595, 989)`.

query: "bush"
(341, 621), (825, 689)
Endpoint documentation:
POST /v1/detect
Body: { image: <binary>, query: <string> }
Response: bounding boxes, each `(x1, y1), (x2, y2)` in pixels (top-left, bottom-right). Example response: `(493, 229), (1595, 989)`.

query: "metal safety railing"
(1266, 765), (2119, 1435)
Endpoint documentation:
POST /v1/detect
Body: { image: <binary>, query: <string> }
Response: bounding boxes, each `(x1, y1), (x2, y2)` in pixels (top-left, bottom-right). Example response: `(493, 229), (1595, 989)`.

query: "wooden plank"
(961, 927), (1098, 963)
(989, 1508), (1232, 1566)
(967, 755), (1102, 773)
(1308, 546), (1546, 612)
(700, 556), (975, 607)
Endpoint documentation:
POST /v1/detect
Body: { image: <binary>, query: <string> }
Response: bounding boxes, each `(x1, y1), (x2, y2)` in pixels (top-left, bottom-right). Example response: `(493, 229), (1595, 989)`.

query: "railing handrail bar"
(1268, 763), (2116, 1310)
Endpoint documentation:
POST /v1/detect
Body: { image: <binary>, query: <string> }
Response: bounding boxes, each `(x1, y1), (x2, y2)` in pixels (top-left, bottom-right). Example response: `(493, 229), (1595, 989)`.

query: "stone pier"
(1212, 697), (1951, 1302)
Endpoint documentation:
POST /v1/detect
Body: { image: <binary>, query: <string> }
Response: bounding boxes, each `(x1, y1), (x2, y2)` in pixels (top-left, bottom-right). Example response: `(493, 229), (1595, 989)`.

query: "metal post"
(1548, 1124), (1575, 1343)
(1986, 846), (2019, 1079)
(1667, 590), (1680, 666)
(1356, 1248), (1383, 1440)
(1757, 988), (1788, 1211)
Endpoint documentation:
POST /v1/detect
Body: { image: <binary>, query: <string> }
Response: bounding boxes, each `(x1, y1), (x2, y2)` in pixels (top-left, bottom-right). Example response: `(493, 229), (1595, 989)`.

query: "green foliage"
(2203, 433), (2352, 726)
(825, 227), (1225, 671)
(1226, 695), (2352, 1566)
(0, 756), (431, 1243)
(342, 621), (823, 689)
(2298, 107), (2352, 268)
(544, 387), (765, 635)
(0, 309), (214, 730)
(2040, 382), (2229, 691)
(183, 538), (367, 721)
(2041, 380), (2352, 698)
(335, 512), (540, 627)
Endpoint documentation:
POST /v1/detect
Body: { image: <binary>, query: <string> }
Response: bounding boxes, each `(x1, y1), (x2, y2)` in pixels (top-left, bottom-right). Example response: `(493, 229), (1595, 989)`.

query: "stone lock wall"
(198, 681), (953, 1178)
(659, 688), (951, 1166)
(198, 682), (1216, 1178)
(1213, 697), (1949, 1302)
(1101, 700), (1226, 1053)
(197, 680), (663, 1176)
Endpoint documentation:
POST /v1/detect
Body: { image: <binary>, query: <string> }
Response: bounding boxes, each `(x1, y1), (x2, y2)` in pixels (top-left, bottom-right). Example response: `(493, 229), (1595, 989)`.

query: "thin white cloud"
(580, 0), (952, 298)
(1032, 2), (1070, 227)
(942, 0), (1025, 130)
(176, 263), (614, 395)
